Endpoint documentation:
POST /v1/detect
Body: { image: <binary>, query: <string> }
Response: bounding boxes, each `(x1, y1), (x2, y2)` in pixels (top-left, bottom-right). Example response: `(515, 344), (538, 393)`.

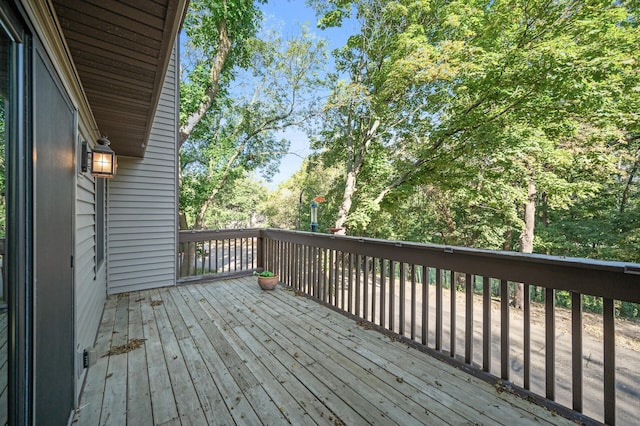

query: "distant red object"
(326, 227), (343, 234)
(313, 196), (326, 202)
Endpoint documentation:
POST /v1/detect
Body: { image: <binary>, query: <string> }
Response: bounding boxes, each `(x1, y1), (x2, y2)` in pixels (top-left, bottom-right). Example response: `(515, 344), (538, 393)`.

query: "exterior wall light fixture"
(81, 137), (117, 179)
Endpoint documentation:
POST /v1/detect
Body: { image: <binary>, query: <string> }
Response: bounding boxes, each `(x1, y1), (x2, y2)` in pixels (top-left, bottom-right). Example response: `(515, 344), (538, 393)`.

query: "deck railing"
(179, 228), (640, 425)
(178, 229), (261, 281)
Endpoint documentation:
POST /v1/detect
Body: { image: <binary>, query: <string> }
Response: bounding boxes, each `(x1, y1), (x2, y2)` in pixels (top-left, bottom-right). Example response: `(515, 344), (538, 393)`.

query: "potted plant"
(254, 270), (279, 290)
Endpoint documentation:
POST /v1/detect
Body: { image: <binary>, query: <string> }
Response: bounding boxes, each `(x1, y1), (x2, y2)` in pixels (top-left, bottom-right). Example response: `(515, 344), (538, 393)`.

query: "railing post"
(603, 297), (616, 426)
(257, 231), (264, 271)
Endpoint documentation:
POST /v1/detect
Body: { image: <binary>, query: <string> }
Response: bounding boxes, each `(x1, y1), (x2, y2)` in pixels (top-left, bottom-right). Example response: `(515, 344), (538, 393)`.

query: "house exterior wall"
(18, 0), (109, 404)
(106, 45), (179, 294)
(74, 160), (107, 396)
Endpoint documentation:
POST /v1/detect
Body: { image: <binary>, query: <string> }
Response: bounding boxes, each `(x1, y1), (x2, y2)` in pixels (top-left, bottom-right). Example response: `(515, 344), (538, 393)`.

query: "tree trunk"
(334, 169), (357, 235)
(620, 147), (639, 213)
(178, 210), (196, 277)
(179, 16), (232, 148)
(513, 176), (536, 309)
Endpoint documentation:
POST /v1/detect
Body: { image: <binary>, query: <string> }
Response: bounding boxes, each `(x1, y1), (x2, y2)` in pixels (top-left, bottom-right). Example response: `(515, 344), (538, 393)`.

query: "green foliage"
(203, 174), (270, 229)
(180, 8), (329, 229)
(263, 156), (341, 231)
(254, 270), (274, 277)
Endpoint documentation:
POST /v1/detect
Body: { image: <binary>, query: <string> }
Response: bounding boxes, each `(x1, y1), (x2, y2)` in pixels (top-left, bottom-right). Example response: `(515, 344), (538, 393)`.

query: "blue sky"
(259, 0), (355, 189)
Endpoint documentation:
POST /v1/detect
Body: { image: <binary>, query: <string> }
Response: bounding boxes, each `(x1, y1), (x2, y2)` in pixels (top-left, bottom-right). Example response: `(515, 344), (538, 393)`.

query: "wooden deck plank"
(162, 287), (234, 425)
(74, 278), (577, 426)
(219, 280), (452, 425)
(201, 282), (413, 425)
(191, 283), (368, 425)
(74, 295), (116, 425)
(183, 285), (290, 425)
(99, 294), (129, 426)
(151, 289), (207, 423)
(141, 290), (179, 424)
(126, 293), (153, 426)
(174, 285), (263, 425)
(210, 291), (407, 425)
(265, 279), (566, 425)
(195, 289), (319, 426)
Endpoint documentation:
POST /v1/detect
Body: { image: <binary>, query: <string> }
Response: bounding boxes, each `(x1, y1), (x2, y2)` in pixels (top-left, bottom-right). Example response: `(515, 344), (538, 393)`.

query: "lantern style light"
(91, 136), (117, 179)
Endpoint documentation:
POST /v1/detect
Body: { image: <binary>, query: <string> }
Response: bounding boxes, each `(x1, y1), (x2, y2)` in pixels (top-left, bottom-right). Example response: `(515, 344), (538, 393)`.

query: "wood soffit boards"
(51, 0), (187, 158)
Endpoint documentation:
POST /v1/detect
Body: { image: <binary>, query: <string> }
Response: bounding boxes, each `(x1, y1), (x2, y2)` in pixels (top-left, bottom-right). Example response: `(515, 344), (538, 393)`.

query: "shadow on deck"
(74, 277), (574, 425)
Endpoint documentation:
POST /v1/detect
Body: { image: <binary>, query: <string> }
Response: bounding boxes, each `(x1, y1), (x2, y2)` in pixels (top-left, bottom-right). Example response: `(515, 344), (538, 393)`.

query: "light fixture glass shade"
(91, 137), (117, 178)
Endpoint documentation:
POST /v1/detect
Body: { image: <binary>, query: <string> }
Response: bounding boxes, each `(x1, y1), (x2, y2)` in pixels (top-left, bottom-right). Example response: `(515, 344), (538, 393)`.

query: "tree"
(180, 27), (328, 230)
(312, 0), (640, 246)
(180, 0), (266, 147)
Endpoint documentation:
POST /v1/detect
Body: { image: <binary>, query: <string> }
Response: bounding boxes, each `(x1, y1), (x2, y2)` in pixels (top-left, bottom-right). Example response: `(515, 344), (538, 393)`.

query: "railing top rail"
(179, 228), (262, 243)
(261, 229), (640, 303)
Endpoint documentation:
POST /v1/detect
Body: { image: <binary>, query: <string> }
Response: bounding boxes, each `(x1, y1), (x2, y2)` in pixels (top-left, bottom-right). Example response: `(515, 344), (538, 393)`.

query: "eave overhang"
(51, 0), (188, 158)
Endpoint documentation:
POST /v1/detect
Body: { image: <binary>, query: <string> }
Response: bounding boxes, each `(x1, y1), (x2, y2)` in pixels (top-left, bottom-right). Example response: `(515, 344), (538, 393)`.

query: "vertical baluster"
(207, 240), (212, 274)
(341, 252), (346, 310)
(301, 244), (306, 293)
(389, 260), (396, 331)
(240, 238), (247, 271)
(215, 240), (219, 273)
(322, 248), (326, 302)
(200, 240), (206, 274)
(399, 262), (406, 337)
(371, 258), (377, 323)
(234, 238), (238, 272)
(545, 287), (555, 400)
(465, 273), (473, 364)
(355, 254), (362, 317)
(524, 283), (531, 390)
(193, 241), (198, 275)
(410, 264), (416, 340)
(306, 245), (311, 295)
(227, 239), (231, 273)
(450, 270), (456, 357)
(329, 250), (336, 305)
(348, 253), (354, 313)
(422, 265), (428, 346)
(310, 246), (316, 296)
(603, 297), (615, 426)
(363, 256), (370, 321)
(571, 291), (582, 413)
(483, 276), (491, 372)
(251, 237), (255, 269)
(436, 268), (442, 351)
(380, 259), (386, 327)
(292, 244), (298, 290)
(221, 239), (225, 273)
(501, 279), (510, 381)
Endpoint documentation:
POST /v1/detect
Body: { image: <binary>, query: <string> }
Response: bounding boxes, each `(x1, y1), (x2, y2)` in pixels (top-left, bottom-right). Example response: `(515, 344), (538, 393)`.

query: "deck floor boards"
(73, 278), (575, 425)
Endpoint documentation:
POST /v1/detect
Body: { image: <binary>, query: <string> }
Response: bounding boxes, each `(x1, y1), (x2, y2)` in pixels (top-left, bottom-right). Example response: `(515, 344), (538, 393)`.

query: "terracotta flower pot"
(257, 275), (279, 290)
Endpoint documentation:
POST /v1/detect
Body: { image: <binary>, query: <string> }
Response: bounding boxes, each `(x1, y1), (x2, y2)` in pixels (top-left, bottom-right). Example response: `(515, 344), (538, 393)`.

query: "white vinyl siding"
(106, 45), (178, 294)
(74, 135), (107, 397)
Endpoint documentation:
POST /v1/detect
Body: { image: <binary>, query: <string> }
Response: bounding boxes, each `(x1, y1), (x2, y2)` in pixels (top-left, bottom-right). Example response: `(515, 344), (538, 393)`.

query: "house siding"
(19, 0), (109, 403)
(106, 45), (178, 294)
(74, 152), (107, 399)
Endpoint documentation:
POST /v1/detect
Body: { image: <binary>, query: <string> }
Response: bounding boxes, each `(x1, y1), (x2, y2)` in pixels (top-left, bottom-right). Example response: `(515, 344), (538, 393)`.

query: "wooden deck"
(74, 277), (575, 425)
